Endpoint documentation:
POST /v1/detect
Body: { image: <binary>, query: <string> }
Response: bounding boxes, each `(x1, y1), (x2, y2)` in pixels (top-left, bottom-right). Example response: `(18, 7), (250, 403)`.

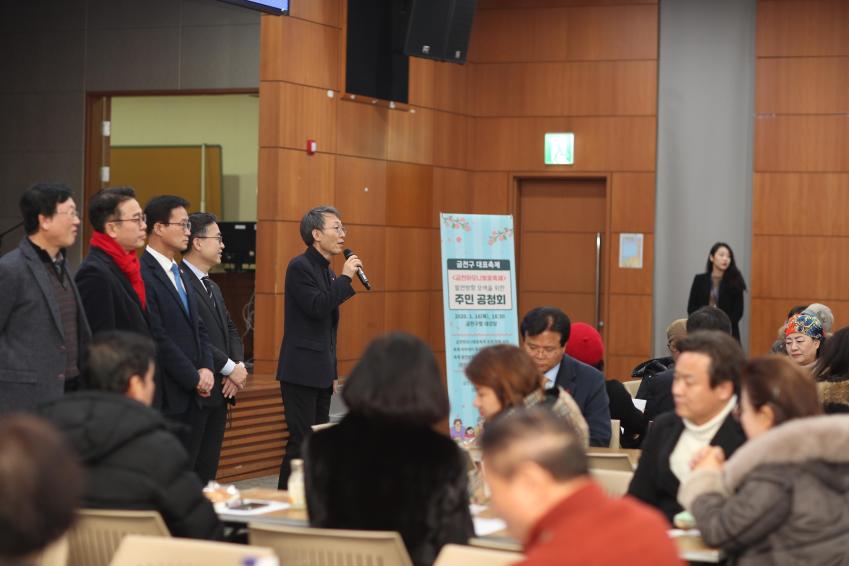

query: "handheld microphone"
(343, 248), (371, 290)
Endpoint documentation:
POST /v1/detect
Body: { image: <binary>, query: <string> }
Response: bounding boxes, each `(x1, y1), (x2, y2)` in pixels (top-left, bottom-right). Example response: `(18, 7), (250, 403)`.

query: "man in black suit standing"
(76, 187), (151, 338)
(181, 212), (248, 482)
(140, 195), (215, 462)
(276, 206), (362, 487)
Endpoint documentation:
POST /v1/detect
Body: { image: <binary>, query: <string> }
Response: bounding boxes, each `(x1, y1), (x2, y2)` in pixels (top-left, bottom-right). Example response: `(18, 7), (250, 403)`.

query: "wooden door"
(518, 178), (607, 331)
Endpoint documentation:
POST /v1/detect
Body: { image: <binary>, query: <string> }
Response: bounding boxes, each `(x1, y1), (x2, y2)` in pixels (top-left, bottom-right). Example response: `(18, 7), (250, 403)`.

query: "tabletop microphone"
(343, 248), (371, 290)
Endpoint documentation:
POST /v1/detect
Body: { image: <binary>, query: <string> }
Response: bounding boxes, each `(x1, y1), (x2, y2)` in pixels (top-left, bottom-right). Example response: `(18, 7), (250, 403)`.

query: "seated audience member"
(679, 356), (849, 565)
(466, 344), (589, 444)
(304, 333), (473, 566)
(39, 331), (222, 540)
(784, 313), (824, 371)
(638, 306), (732, 421)
(565, 322), (646, 448)
(0, 415), (83, 566)
(627, 330), (746, 523)
(631, 318), (687, 380)
(812, 327), (849, 414)
(464, 344), (589, 503)
(482, 409), (682, 566)
(804, 302), (834, 338)
(770, 305), (808, 354)
(520, 307), (611, 446)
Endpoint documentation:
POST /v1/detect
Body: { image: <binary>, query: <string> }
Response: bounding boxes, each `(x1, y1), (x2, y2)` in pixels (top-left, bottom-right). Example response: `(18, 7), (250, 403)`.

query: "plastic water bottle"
(288, 458), (306, 509)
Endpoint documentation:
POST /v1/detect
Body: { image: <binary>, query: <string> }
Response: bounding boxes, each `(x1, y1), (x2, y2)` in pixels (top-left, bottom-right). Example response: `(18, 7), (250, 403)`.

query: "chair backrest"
(623, 379), (642, 398)
(68, 509), (170, 566)
(609, 419), (621, 449)
(591, 469), (634, 497)
(434, 543), (522, 566)
(249, 523), (414, 566)
(37, 535), (69, 566)
(109, 535), (276, 566)
(587, 452), (634, 472)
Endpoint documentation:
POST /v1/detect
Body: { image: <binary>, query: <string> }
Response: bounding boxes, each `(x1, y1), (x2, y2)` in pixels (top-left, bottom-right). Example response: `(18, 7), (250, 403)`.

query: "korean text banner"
(440, 213), (519, 442)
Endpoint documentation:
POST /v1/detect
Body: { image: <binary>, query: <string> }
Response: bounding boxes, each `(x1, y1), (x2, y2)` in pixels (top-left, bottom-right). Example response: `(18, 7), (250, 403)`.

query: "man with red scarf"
(76, 187), (151, 339)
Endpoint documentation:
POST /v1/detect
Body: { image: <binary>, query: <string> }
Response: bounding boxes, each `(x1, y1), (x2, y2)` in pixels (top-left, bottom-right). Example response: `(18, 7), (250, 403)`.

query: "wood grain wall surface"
(247, 0), (659, 474)
(750, 0), (849, 353)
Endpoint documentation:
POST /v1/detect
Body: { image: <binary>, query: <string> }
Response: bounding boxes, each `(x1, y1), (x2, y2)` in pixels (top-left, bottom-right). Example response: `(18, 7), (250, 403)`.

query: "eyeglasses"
(195, 235), (224, 244)
(55, 209), (80, 219)
(324, 224), (346, 235)
(111, 213), (146, 226)
(165, 221), (191, 231)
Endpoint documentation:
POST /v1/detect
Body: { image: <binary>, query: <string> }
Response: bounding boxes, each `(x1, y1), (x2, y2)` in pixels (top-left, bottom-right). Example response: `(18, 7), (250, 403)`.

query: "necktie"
(170, 262), (189, 314)
(201, 276), (216, 308)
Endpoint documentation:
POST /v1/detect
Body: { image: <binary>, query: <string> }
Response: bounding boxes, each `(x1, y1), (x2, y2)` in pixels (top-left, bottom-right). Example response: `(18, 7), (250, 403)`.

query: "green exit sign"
(544, 133), (574, 165)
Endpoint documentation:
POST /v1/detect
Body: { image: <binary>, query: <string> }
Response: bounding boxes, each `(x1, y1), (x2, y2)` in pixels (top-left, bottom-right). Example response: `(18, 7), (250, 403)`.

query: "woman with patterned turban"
(783, 313), (825, 371)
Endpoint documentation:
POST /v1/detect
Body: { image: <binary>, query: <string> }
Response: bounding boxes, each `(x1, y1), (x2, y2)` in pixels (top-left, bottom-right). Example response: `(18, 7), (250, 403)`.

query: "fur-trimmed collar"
(724, 415), (849, 490)
(820, 380), (849, 407)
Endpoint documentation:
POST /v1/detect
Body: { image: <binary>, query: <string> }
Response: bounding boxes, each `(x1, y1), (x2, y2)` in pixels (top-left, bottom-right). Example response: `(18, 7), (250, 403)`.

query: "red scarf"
(90, 231), (147, 310)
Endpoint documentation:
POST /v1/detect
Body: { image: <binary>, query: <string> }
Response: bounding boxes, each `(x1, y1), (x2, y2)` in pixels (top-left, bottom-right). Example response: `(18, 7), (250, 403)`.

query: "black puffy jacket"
(40, 392), (222, 540)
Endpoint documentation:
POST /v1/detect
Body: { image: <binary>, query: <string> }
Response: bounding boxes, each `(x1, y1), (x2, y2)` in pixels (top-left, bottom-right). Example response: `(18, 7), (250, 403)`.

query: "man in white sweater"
(626, 330), (747, 522)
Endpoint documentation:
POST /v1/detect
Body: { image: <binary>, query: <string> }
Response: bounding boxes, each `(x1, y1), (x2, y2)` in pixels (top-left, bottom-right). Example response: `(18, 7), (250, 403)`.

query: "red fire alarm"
(306, 139), (317, 155)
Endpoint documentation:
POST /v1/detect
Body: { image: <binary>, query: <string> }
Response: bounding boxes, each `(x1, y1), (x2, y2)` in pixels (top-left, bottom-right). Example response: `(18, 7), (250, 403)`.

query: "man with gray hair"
(481, 409), (681, 565)
(275, 206), (362, 487)
(804, 303), (834, 337)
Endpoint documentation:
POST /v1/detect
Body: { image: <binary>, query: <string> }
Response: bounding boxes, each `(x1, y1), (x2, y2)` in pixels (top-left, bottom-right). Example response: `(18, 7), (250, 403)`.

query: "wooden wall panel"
(336, 101), (389, 160)
(753, 173), (849, 236)
(259, 82), (337, 151)
(469, 172), (511, 214)
(255, 220), (307, 294)
(606, 355), (646, 382)
(408, 58), (435, 109)
(470, 61), (656, 117)
(289, 0), (341, 27)
(433, 62), (469, 115)
(468, 5), (657, 63)
(433, 111), (470, 170)
(256, 148), (335, 222)
(385, 291), (431, 338)
(755, 115), (849, 173)
(388, 107), (434, 165)
(519, 291), (597, 327)
(607, 294), (652, 356)
(334, 156), (388, 225)
(433, 168), (472, 227)
(252, 292), (284, 372)
(260, 15), (340, 90)
(520, 232), (598, 293)
(337, 291), (386, 361)
(756, 58), (849, 114)
(384, 227), (433, 291)
(386, 162), (434, 227)
(610, 173), (655, 233)
(757, 1), (849, 57)
(751, 0), (849, 352)
(473, 116), (656, 171)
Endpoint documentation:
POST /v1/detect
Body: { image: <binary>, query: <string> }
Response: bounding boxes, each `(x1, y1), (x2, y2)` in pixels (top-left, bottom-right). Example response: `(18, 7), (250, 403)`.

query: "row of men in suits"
(0, 184), (246, 483)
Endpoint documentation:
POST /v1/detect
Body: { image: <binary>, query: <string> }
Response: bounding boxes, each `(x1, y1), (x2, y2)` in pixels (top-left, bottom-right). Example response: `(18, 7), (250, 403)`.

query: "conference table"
(217, 488), (723, 563)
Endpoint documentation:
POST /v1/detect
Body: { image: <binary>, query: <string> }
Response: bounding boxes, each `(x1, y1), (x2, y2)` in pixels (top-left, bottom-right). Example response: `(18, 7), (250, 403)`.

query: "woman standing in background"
(688, 242), (746, 340)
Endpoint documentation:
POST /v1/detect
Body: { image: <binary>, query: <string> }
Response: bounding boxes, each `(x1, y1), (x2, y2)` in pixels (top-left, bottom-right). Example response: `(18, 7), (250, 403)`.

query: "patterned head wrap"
(785, 313), (824, 341)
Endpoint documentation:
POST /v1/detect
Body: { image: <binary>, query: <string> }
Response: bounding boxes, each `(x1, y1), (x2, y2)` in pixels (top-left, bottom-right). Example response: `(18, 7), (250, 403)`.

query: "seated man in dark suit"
(40, 331), (222, 539)
(520, 307), (611, 447)
(637, 306), (733, 421)
(627, 330), (746, 523)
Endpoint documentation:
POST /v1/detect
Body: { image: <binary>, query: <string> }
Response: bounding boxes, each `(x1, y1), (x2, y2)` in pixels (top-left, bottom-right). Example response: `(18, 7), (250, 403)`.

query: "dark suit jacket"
(636, 367), (675, 421)
(181, 262), (244, 408)
(553, 354), (611, 447)
(140, 251), (213, 415)
(687, 272), (744, 340)
(0, 238), (91, 412)
(75, 246), (151, 338)
(627, 410), (746, 523)
(276, 246), (355, 389)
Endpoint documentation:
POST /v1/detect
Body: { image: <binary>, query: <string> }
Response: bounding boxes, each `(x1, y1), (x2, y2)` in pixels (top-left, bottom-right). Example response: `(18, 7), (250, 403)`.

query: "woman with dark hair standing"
(813, 326), (849, 413)
(687, 242), (747, 340)
(678, 356), (849, 565)
(303, 333), (473, 566)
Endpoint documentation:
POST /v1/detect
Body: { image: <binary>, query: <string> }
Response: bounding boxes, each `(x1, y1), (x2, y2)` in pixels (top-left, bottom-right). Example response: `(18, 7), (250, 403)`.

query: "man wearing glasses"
(0, 183), (91, 412)
(276, 205), (362, 487)
(141, 195), (215, 459)
(76, 187), (152, 339)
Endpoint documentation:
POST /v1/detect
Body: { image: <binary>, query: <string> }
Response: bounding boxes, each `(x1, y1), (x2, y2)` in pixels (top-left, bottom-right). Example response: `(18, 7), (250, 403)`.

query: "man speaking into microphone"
(276, 206), (363, 487)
